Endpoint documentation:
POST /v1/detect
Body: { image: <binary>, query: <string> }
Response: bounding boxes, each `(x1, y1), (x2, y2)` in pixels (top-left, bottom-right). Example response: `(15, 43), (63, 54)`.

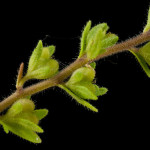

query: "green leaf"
(27, 40), (43, 73)
(28, 66), (51, 79)
(71, 82), (108, 97)
(130, 50), (150, 77)
(79, 20), (91, 58)
(86, 28), (105, 59)
(75, 97), (98, 112)
(67, 69), (84, 84)
(66, 67), (95, 84)
(86, 23), (109, 44)
(26, 59), (59, 80)
(11, 118), (43, 133)
(0, 120), (9, 133)
(26, 41), (58, 81)
(34, 109), (48, 120)
(59, 85), (98, 112)
(143, 7), (150, 32)
(2, 119), (42, 143)
(67, 85), (98, 100)
(6, 99), (35, 117)
(139, 42), (150, 66)
(85, 23), (109, 59)
(16, 112), (39, 124)
(40, 45), (55, 59)
(101, 33), (119, 49)
(2, 124), (9, 134)
(6, 102), (23, 117)
(48, 45), (56, 57)
(95, 86), (108, 96)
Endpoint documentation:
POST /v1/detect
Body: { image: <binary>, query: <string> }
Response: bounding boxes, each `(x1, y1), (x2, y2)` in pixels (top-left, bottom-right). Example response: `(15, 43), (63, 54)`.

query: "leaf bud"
(26, 59), (59, 80)
(79, 21), (118, 59)
(6, 99), (35, 117)
(20, 41), (59, 84)
(66, 66), (95, 85)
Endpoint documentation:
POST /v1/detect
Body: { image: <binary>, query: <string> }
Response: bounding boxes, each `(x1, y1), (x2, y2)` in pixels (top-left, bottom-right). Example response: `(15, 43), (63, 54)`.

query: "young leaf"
(130, 50), (150, 77)
(2, 124), (9, 134)
(59, 85), (98, 112)
(16, 112), (39, 124)
(79, 20), (92, 58)
(143, 7), (150, 32)
(48, 45), (56, 57)
(26, 59), (59, 80)
(86, 23), (109, 44)
(5, 99), (35, 118)
(6, 99), (35, 118)
(34, 109), (48, 120)
(40, 45), (55, 59)
(95, 86), (108, 96)
(27, 40), (43, 73)
(6, 102), (23, 117)
(68, 85), (98, 100)
(11, 118), (43, 133)
(2, 119), (42, 143)
(85, 23), (109, 59)
(139, 42), (150, 66)
(66, 67), (95, 85)
(0, 120), (9, 133)
(17, 99), (35, 112)
(86, 28), (105, 59)
(101, 33), (119, 49)
(27, 66), (51, 79)
(71, 81), (108, 97)
(67, 69), (84, 84)
(75, 97), (98, 112)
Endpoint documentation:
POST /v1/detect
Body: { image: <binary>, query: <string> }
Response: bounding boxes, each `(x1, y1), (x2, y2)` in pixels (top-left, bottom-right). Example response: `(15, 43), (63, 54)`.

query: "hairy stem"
(0, 31), (150, 113)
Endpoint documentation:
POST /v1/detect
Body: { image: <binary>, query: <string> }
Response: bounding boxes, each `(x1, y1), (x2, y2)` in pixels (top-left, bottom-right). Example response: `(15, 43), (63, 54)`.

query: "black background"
(0, 0), (149, 149)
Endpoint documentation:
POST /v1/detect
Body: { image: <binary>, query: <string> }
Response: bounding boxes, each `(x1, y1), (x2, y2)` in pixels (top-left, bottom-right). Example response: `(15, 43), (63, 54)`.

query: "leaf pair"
(0, 118), (43, 143)
(17, 41), (59, 87)
(27, 41), (58, 78)
(79, 20), (118, 59)
(130, 42), (150, 77)
(59, 66), (108, 112)
(0, 99), (48, 143)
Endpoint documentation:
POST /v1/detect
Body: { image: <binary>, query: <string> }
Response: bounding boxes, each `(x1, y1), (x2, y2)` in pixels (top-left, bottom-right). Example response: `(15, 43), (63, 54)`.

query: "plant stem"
(0, 31), (150, 113)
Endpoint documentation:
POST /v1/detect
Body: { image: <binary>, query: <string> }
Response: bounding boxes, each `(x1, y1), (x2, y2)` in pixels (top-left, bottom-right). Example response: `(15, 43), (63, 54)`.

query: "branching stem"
(0, 31), (150, 113)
